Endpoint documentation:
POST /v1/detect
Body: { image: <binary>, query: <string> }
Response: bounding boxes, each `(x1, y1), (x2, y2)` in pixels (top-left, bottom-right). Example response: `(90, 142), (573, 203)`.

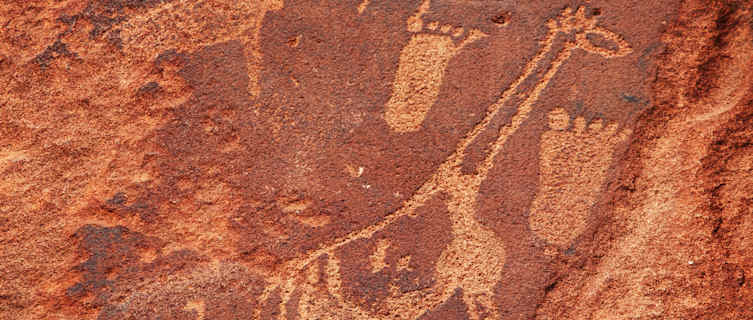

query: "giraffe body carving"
(259, 6), (633, 319)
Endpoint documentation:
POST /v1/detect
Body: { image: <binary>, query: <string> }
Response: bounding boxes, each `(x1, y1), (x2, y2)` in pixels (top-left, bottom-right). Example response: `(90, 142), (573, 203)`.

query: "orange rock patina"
(1, 0), (752, 319)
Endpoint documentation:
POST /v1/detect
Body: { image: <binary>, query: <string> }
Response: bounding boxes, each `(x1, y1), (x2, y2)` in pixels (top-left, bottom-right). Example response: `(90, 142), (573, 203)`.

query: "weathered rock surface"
(1, 0), (752, 319)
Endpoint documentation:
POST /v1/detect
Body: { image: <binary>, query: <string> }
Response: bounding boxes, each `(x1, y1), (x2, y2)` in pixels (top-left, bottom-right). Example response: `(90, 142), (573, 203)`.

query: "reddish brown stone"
(2, 0), (753, 319)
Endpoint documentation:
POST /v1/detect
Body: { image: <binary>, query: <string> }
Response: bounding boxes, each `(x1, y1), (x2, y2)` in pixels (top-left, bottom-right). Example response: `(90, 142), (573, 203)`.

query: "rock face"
(1, 0), (752, 319)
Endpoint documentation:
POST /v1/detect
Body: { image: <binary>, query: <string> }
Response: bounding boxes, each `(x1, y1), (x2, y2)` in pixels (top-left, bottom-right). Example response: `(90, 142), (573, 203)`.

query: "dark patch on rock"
(154, 49), (189, 71)
(34, 40), (77, 68)
(87, 14), (126, 39)
(94, 254), (264, 320)
(491, 11), (511, 25)
(621, 93), (642, 103)
(65, 223), (270, 319)
(106, 29), (123, 48)
(57, 14), (79, 26)
(259, 288), (283, 320)
(54, 0), (172, 48)
(67, 225), (151, 305)
(101, 193), (159, 223)
(687, 1), (743, 102)
(95, 0), (170, 11)
(418, 288), (469, 320)
(106, 192), (127, 206)
(137, 81), (161, 95)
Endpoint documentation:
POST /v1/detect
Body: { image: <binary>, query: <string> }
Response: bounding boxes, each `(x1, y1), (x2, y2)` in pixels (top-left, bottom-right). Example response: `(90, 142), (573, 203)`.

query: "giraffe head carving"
(549, 7), (633, 58)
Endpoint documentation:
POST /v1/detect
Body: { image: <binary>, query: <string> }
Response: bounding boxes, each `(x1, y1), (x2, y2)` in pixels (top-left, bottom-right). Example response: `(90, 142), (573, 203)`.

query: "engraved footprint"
(385, 0), (487, 133)
(529, 107), (631, 247)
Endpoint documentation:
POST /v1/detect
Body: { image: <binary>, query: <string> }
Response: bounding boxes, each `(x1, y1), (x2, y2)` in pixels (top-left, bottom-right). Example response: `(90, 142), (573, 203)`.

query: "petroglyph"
(529, 108), (632, 246)
(115, 0), (284, 98)
(5, 0), (742, 318)
(184, 299), (206, 320)
(358, 0), (371, 15)
(369, 239), (391, 273)
(286, 255), (378, 320)
(346, 164), (365, 178)
(384, 0), (488, 132)
(0, 150), (28, 172)
(397, 255), (412, 271)
(261, 6), (632, 319)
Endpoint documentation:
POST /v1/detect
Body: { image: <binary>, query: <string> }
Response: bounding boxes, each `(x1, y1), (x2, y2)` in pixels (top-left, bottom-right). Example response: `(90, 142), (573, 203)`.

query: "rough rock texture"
(1, 0), (752, 319)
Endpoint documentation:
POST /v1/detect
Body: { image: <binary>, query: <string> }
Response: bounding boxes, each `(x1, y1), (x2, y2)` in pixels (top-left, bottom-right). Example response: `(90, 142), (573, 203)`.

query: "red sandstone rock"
(1, 0), (752, 319)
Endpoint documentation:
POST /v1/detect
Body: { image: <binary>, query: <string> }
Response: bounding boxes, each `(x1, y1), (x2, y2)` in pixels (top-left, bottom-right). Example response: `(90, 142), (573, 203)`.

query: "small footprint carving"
(385, 0), (487, 133)
(529, 107), (631, 246)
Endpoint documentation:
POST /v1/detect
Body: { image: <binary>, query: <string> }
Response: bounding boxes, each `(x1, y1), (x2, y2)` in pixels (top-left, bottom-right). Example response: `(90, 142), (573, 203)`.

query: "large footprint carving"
(385, 0), (487, 133)
(529, 107), (631, 246)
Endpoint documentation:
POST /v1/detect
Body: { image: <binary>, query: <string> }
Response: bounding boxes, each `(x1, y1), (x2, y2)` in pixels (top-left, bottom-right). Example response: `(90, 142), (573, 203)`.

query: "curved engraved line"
(284, 20), (567, 276)
(263, 7), (633, 317)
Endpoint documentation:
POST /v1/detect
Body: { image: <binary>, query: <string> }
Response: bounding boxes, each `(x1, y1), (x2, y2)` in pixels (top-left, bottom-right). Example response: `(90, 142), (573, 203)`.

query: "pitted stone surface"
(2, 0), (753, 319)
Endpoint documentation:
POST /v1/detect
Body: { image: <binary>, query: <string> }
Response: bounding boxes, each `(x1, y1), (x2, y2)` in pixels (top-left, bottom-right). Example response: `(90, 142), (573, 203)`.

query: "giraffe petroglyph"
(261, 6), (633, 319)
